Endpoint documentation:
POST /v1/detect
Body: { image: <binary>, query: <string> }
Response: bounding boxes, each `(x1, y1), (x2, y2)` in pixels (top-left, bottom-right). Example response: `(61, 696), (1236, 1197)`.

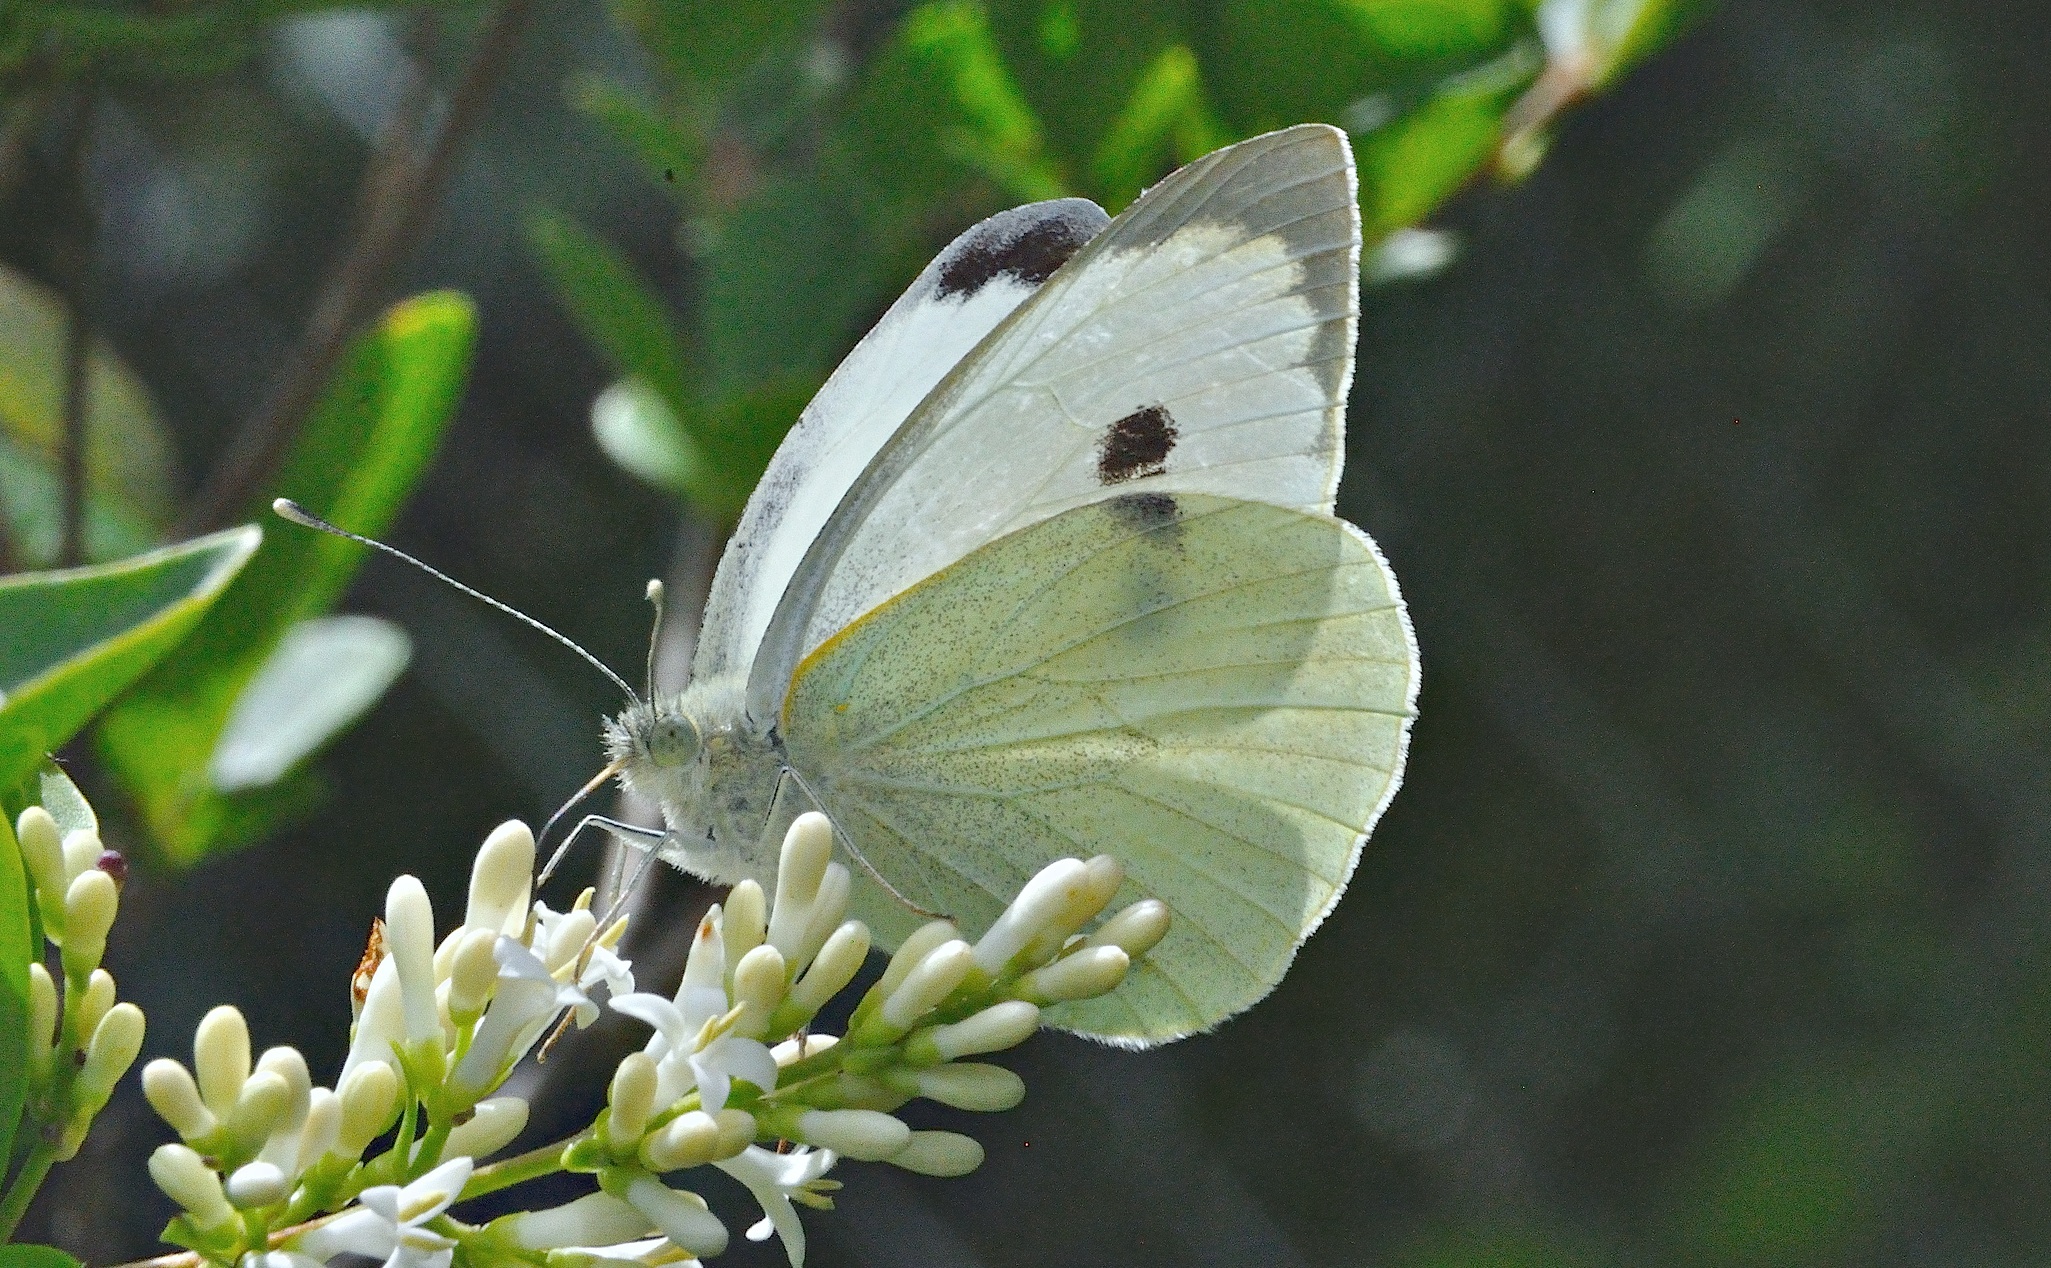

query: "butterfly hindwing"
(748, 124), (1362, 718)
(693, 198), (1110, 687)
(781, 494), (1418, 1044)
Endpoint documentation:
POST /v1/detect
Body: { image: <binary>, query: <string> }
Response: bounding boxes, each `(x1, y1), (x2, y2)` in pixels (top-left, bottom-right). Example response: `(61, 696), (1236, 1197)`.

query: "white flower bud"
(144, 1058), (217, 1140)
(677, 910), (726, 1024)
(1085, 898), (1170, 959)
(793, 1108), (910, 1161)
(639, 1109), (720, 1172)
(540, 907), (597, 975)
(447, 927), (501, 1020)
(446, 1096), (528, 1160)
(61, 867), (117, 980)
(623, 1176), (728, 1257)
(730, 944), (787, 1039)
(226, 1070), (293, 1150)
(712, 1108), (755, 1159)
(766, 813), (835, 959)
(298, 1089), (341, 1167)
(878, 940), (972, 1033)
(789, 921), (869, 1016)
(342, 957), (403, 1081)
(334, 1061), (400, 1159)
(907, 1000), (1041, 1064)
(225, 1160), (289, 1209)
(194, 1005), (251, 1118)
(601, 1054), (656, 1151)
(889, 1130), (985, 1177)
(255, 1046), (312, 1135)
(793, 864), (851, 974)
(76, 1002), (145, 1110)
(771, 1032), (838, 1065)
(503, 1191), (651, 1250)
(26, 963), (57, 1066)
(385, 876), (440, 1044)
(150, 1143), (234, 1228)
(1015, 945), (1130, 1004)
(873, 919), (961, 1001)
(15, 807), (66, 923)
(1019, 856), (1125, 964)
(723, 880), (766, 974)
(466, 821), (536, 936)
(972, 857), (1089, 973)
(911, 1062), (1026, 1112)
(60, 828), (101, 885)
(74, 967), (116, 1040)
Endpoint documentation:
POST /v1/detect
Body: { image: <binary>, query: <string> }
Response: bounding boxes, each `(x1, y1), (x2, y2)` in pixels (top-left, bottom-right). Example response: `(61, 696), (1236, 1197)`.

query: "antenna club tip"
(273, 498), (317, 527)
(646, 579), (665, 603)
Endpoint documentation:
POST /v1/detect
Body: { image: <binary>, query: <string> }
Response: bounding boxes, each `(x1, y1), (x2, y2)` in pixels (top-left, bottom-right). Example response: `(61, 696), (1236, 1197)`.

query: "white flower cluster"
(141, 812), (1169, 1268)
(10, 801), (147, 1164)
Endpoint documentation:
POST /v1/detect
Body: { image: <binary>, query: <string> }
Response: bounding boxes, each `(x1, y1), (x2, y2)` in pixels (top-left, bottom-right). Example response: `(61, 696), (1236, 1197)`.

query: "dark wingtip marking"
(936, 212), (1101, 300)
(1110, 491), (1180, 531)
(1097, 404), (1178, 485)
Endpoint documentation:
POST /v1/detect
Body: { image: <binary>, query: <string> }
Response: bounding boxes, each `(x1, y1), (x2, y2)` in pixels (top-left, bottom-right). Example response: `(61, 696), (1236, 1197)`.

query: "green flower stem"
(462, 1130), (589, 1201)
(0, 1140), (58, 1238)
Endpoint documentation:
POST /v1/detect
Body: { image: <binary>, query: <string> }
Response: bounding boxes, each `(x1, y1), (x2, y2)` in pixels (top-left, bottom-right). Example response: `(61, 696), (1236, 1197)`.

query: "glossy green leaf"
(0, 526), (260, 793)
(0, 263), (175, 562)
(0, 809), (33, 1181)
(97, 293), (475, 866)
(208, 615), (411, 794)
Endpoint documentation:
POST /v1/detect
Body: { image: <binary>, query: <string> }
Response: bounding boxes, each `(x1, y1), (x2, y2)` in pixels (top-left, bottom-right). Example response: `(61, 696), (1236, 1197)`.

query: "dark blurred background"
(8, 0), (2050, 1263)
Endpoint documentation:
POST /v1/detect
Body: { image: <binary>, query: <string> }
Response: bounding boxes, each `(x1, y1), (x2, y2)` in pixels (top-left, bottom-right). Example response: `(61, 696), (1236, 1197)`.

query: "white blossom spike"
(384, 876), (440, 1044)
(333, 1061), (400, 1160)
(150, 1143), (235, 1230)
(905, 1001), (1041, 1065)
(1084, 898), (1171, 960)
(766, 813), (834, 959)
(790, 1109), (910, 1161)
(623, 1176), (728, 1257)
(445, 1096), (528, 1160)
(722, 880), (767, 977)
(1014, 945), (1130, 1004)
(226, 1160), (290, 1209)
(910, 1063), (1025, 1113)
(61, 867), (117, 980)
(971, 857), (1089, 974)
(876, 940), (972, 1035)
(143, 1058), (216, 1140)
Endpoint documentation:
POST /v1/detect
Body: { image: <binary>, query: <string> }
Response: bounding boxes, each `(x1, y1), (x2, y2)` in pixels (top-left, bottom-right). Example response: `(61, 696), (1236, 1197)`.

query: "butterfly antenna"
(272, 499), (641, 705)
(643, 578), (666, 703)
(535, 759), (627, 885)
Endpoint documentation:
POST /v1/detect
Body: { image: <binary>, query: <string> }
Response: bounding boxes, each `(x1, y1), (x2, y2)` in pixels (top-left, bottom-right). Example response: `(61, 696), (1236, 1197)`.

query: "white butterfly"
(604, 124), (1419, 1046)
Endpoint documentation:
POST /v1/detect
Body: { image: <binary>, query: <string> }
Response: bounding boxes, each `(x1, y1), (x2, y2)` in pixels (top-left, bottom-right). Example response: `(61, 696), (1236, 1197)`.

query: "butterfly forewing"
(781, 494), (1417, 1044)
(748, 124), (1362, 719)
(693, 198), (1110, 688)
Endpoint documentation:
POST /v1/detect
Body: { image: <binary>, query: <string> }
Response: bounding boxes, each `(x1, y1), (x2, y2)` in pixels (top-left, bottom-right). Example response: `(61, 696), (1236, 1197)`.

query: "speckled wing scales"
(781, 494), (1419, 1045)
(692, 197), (1110, 688)
(750, 124), (1361, 718)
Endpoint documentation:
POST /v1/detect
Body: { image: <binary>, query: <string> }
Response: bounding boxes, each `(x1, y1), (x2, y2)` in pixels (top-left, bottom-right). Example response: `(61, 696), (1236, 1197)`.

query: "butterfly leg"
(539, 812), (668, 888)
(775, 766), (951, 922)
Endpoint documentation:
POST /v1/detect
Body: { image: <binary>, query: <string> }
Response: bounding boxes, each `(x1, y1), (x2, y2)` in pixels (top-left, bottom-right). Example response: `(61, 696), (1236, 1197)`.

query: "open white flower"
(609, 991), (777, 1113)
(290, 1156), (472, 1268)
(715, 1144), (838, 1268)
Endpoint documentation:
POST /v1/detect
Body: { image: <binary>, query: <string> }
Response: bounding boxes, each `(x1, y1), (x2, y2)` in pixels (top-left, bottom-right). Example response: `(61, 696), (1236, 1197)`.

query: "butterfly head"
(605, 698), (702, 772)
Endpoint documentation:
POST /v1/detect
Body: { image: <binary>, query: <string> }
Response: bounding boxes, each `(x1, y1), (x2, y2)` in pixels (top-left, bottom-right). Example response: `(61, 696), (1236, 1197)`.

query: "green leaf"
(1356, 73), (1526, 235)
(0, 1245), (80, 1268)
(903, 1), (1066, 202)
(1090, 43), (1228, 208)
(0, 263), (175, 562)
(207, 615), (411, 794)
(527, 212), (696, 418)
(0, 810), (33, 1180)
(0, 526), (260, 793)
(571, 76), (704, 189)
(97, 293), (475, 866)
(618, 0), (831, 95)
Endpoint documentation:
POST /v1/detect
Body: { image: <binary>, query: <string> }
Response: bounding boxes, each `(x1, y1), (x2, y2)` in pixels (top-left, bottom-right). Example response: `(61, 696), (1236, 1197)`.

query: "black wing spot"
(1097, 405), (1178, 485)
(1109, 492), (1180, 531)
(936, 214), (1099, 299)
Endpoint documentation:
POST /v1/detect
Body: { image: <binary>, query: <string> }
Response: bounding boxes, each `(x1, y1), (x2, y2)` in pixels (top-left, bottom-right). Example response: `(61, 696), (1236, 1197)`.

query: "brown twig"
(57, 87), (98, 567)
(180, 0), (538, 532)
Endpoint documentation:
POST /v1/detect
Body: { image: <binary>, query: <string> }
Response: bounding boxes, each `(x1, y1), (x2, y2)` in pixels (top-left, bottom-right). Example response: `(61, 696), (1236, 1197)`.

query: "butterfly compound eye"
(645, 712), (701, 766)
